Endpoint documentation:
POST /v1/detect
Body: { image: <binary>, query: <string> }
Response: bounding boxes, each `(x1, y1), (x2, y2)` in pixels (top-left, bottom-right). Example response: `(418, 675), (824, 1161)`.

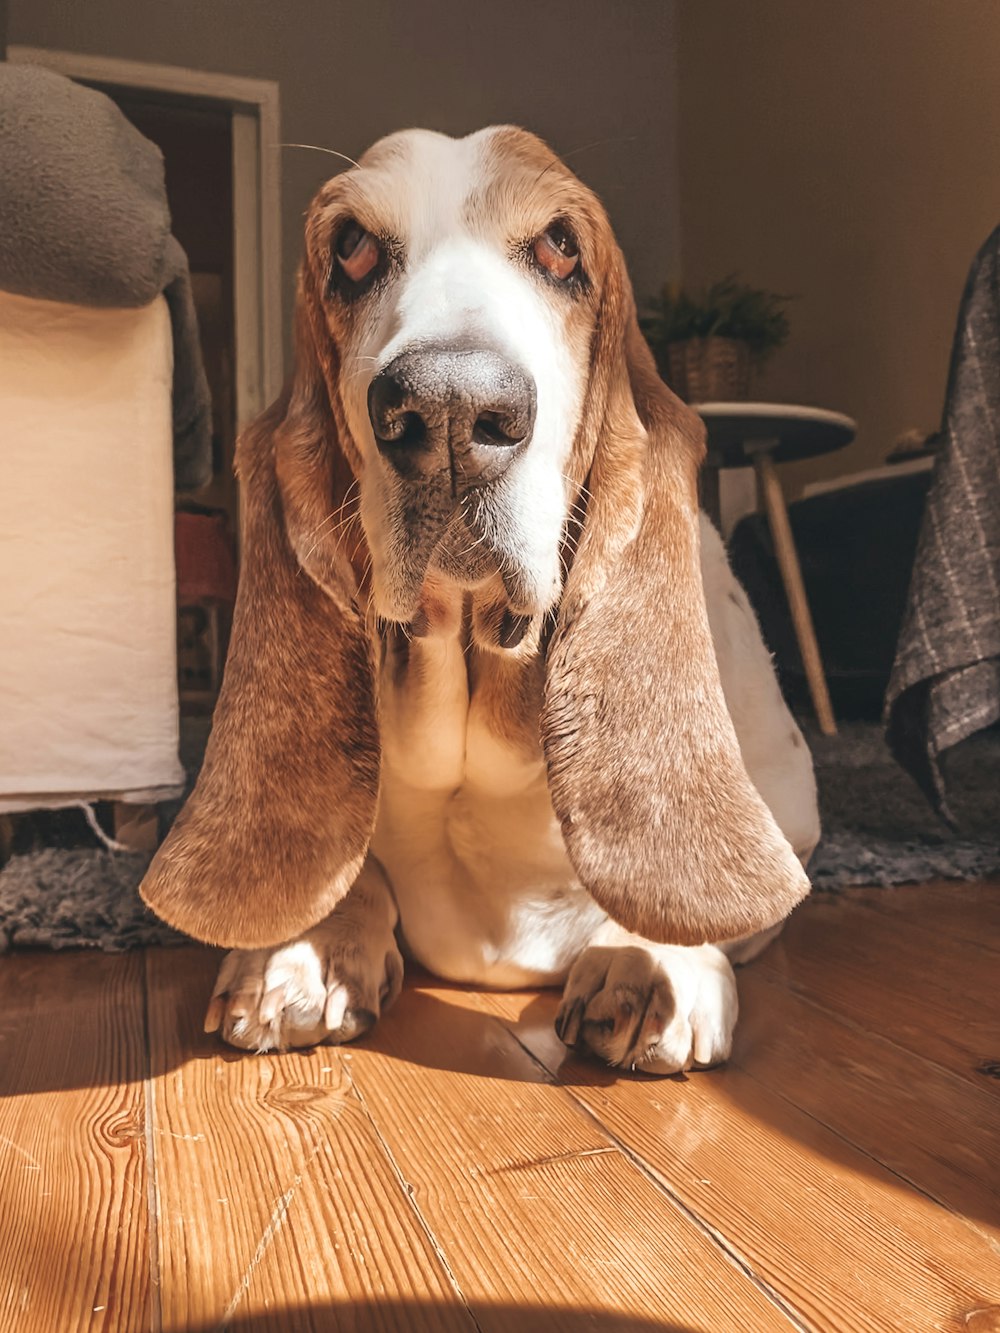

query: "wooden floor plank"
(845, 880), (1000, 953)
(734, 966), (1000, 1238)
(474, 985), (1000, 1333)
(757, 893), (1000, 1089)
(0, 951), (150, 1333)
(144, 948), (476, 1333)
(344, 981), (797, 1332)
(4, 882), (999, 1332)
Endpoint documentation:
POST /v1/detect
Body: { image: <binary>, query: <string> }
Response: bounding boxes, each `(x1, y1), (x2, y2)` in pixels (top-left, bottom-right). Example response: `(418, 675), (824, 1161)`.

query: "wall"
(9, 0), (680, 374)
(678, 0), (1000, 492)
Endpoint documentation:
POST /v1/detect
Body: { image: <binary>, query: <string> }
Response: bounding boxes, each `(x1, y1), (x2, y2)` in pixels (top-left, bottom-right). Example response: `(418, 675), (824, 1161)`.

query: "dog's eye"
(533, 222), (580, 281)
(335, 220), (380, 284)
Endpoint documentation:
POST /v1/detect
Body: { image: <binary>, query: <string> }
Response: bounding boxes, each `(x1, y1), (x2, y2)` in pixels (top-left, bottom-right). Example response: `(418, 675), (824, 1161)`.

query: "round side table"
(696, 402), (857, 736)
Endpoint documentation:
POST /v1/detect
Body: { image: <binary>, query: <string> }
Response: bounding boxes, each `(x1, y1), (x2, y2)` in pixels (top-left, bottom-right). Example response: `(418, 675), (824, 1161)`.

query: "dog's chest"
(376, 624), (547, 802)
(369, 624), (597, 983)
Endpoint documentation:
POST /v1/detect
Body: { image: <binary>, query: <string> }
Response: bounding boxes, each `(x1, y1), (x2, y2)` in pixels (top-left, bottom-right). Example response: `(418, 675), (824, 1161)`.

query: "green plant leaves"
(640, 274), (792, 366)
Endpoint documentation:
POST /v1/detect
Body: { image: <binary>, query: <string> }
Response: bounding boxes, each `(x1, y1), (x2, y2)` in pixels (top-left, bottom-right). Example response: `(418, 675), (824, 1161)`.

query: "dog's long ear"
(140, 266), (379, 949)
(542, 252), (809, 946)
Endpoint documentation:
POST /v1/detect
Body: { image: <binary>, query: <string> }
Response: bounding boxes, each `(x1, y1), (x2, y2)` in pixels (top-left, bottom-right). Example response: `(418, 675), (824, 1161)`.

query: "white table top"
(696, 401), (857, 466)
(697, 401), (856, 428)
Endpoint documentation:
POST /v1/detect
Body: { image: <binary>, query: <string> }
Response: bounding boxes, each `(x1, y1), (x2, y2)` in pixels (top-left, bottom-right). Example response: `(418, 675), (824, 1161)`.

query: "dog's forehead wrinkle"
(315, 129), (489, 271)
(388, 131), (488, 253)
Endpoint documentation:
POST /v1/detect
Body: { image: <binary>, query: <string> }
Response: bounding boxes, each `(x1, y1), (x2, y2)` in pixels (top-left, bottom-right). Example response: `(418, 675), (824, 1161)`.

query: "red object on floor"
(174, 510), (238, 605)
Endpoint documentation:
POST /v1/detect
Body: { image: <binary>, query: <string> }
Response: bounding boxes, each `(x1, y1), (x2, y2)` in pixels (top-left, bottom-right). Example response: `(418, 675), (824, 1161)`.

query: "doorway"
(8, 47), (282, 708)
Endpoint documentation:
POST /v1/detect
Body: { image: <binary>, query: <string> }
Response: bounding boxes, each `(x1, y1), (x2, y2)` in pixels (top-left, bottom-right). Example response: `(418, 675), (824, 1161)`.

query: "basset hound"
(141, 127), (819, 1074)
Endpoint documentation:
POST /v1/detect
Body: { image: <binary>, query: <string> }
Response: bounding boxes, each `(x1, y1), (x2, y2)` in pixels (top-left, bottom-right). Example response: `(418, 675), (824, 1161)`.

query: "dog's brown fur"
(141, 128), (808, 950)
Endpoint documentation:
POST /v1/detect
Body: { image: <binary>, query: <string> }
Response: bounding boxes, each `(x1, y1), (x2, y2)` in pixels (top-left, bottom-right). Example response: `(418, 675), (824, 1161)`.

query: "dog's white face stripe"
(331, 128), (593, 624)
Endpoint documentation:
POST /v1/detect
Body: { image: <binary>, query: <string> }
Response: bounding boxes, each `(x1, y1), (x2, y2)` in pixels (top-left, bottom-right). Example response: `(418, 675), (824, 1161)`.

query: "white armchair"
(0, 288), (185, 817)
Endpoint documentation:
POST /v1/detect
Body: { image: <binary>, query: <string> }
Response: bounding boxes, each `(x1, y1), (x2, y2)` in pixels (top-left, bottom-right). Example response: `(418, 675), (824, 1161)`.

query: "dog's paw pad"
(206, 933), (403, 1053)
(556, 943), (737, 1075)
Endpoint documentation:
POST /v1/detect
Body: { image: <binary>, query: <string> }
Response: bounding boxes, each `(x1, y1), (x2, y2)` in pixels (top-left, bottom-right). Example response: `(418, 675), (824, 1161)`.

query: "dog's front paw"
(555, 942), (737, 1075)
(205, 923), (403, 1054)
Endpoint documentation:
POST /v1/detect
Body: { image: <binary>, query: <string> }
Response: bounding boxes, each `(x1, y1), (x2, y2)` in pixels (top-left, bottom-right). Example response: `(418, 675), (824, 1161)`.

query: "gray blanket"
(0, 64), (212, 489)
(885, 225), (1000, 822)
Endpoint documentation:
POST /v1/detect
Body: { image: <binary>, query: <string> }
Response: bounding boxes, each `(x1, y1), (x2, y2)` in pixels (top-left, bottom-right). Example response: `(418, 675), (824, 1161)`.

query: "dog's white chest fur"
(371, 615), (604, 987)
(369, 519), (821, 988)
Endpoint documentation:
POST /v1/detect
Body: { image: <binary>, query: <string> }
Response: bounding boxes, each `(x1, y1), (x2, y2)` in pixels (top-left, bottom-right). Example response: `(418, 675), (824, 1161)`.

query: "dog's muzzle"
(368, 345), (536, 489)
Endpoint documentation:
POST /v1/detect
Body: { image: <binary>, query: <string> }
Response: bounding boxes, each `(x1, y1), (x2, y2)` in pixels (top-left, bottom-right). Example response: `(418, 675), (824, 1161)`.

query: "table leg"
(753, 452), (837, 736)
(700, 464), (722, 529)
(112, 801), (160, 852)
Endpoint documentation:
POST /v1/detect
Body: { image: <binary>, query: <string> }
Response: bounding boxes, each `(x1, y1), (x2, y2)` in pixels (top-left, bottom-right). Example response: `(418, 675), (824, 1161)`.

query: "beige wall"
(678, 0), (1000, 493)
(9, 0), (680, 373)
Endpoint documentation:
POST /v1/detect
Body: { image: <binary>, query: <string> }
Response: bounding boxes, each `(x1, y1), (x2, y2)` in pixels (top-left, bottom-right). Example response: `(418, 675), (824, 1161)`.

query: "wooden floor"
(1, 882), (999, 1332)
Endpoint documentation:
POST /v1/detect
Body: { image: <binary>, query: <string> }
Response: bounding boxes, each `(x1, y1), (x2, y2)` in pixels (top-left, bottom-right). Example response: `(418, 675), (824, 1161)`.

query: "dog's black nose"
(368, 346), (536, 486)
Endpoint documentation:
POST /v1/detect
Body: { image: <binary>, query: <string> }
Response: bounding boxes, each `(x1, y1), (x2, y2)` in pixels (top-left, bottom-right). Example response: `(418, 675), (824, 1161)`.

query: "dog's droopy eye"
(335, 220), (380, 284)
(533, 222), (580, 281)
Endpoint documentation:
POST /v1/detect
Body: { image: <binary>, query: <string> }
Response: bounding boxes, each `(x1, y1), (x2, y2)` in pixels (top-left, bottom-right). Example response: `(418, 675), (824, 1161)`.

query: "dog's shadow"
(6, 944), (999, 1242)
(355, 976), (628, 1090)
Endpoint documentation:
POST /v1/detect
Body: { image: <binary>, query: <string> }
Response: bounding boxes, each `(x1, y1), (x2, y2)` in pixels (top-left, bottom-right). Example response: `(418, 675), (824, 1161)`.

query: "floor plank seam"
(847, 894), (1000, 956)
(747, 968), (1000, 1098)
(752, 961), (996, 1094)
(342, 1060), (485, 1333)
(490, 1015), (813, 1333)
(141, 951), (163, 1333)
(728, 1053), (1000, 1258)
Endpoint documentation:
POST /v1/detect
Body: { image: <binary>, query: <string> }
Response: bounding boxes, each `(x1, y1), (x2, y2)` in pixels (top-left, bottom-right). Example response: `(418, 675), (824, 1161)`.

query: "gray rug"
(1, 720), (997, 952)
(805, 721), (1000, 889)
(0, 848), (185, 952)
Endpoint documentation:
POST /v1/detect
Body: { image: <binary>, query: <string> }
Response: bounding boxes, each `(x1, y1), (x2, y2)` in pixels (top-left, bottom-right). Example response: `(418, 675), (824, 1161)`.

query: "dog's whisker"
(301, 509), (341, 544)
(453, 528), (489, 561)
(294, 510), (342, 576)
(345, 362), (379, 386)
(325, 506), (362, 540)
(279, 143), (361, 170)
(299, 502), (362, 566)
(532, 134), (637, 188)
(300, 482), (360, 542)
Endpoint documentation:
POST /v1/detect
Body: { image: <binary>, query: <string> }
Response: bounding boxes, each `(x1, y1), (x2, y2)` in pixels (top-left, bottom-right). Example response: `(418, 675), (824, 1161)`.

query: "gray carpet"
(1, 720), (997, 952)
(805, 721), (1000, 889)
(0, 848), (185, 952)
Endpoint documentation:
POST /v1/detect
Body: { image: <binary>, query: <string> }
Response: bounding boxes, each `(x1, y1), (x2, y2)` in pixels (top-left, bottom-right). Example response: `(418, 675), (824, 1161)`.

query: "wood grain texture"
(758, 892), (1000, 1089)
(734, 967), (1000, 1238)
(474, 986), (1000, 1333)
(344, 981), (797, 1332)
(0, 951), (150, 1333)
(144, 948), (475, 1333)
(4, 883), (1000, 1333)
(846, 880), (1000, 954)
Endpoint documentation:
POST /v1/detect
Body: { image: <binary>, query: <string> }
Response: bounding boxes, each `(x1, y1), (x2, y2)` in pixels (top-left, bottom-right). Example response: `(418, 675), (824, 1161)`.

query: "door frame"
(8, 46), (283, 426)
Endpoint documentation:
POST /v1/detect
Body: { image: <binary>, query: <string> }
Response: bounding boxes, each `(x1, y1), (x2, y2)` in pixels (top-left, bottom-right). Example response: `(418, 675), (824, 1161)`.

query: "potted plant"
(640, 275), (792, 403)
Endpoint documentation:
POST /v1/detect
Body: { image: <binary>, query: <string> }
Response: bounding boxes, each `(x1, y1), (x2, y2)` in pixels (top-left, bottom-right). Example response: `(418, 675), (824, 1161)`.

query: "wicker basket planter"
(665, 336), (753, 404)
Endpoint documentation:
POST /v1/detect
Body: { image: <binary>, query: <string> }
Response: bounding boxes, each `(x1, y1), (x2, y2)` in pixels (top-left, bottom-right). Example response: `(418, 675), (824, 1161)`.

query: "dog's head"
(286, 125), (640, 629)
(142, 127), (809, 949)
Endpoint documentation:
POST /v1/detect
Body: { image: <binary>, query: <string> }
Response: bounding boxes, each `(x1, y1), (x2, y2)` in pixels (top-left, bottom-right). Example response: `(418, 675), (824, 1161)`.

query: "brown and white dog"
(141, 127), (819, 1074)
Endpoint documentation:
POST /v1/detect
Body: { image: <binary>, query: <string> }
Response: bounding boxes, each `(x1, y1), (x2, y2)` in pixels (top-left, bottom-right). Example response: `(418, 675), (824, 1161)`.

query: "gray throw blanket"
(885, 224), (1000, 823)
(0, 65), (212, 489)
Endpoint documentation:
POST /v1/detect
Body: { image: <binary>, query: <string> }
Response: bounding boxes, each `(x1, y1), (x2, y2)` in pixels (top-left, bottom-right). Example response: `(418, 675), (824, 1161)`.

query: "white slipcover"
(0, 289), (185, 811)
